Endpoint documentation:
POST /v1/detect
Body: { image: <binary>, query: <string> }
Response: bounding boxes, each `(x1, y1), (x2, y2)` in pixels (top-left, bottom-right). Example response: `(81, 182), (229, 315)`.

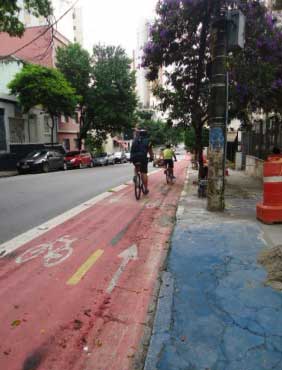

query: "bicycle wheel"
(135, 173), (142, 200)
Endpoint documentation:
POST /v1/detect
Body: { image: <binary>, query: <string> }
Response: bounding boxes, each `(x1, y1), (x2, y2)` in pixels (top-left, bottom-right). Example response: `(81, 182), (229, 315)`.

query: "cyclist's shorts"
(133, 156), (148, 174)
(164, 159), (174, 168)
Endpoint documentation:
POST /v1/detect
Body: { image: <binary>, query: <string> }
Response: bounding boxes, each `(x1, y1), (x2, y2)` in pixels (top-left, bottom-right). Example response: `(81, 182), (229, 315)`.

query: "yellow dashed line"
(67, 249), (104, 285)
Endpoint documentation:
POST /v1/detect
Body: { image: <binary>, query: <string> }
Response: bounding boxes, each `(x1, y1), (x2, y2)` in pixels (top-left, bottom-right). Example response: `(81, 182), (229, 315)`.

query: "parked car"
(17, 150), (65, 174)
(93, 152), (108, 166)
(64, 150), (93, 169)
(114, 151), (127, 164)
(107, 153), (115, 165)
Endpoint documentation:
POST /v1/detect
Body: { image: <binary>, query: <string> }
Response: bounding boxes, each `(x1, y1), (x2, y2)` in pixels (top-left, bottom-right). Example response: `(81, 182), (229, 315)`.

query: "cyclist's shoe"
(133, 175), (137, 183)
(144, 189), (149, 195)
(173, 176), (176, 179)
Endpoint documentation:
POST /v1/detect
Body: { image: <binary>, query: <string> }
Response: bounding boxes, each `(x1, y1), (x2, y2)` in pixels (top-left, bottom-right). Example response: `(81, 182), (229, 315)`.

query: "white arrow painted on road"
(106, 244), (138, 294)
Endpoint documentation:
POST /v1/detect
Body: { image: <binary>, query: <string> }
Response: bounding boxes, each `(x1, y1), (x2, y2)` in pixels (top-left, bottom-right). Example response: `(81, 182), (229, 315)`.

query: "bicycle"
(164, 160), (177, 185)
(165, 166), (174, 184)
(134, 163), (146, 200)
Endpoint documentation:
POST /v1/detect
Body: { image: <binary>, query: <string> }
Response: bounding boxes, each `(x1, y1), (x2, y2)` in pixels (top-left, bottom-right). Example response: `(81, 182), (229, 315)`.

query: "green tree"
(56, 43), (92, 149)
(89, 44), (137, 137)
(0, 0), (52, 36)
(136, 110), (184, 146)
(8, 64), (78, 145)
(184, 127), (209, 152)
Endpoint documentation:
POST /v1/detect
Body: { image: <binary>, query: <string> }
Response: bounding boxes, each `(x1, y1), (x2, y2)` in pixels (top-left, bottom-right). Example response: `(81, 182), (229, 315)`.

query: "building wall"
(0, 27), (54, 67)
(0, 100), (14, 152)
(136, 19), (152, 108)
(18, 0), (83, 44)
(0, 61), (23, 94)
(73, 7), (84, 45)
(103, 135), (115, 154)
(58, 115), (79, 151)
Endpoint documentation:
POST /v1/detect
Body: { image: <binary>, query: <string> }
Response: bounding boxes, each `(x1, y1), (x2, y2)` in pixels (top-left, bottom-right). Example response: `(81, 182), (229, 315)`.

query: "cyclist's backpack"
(130, 137), (149, 161)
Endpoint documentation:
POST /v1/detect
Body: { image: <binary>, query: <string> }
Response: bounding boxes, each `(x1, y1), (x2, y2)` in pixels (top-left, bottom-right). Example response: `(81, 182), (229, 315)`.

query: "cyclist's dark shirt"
(130, 137), (151, 161)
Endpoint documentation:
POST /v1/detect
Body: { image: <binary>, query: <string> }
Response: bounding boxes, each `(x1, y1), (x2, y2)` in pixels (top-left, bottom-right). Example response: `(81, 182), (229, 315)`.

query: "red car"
(64, 150), (93, 169)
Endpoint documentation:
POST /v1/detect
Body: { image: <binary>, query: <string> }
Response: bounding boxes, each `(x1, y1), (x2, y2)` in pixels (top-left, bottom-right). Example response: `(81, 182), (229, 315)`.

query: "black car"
(17, 150), (65, 174)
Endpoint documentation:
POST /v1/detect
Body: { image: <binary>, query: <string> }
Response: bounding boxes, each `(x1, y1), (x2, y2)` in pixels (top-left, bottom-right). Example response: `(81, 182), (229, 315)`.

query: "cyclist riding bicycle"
(130, 128), (154, 195)
(162, 144), (177, 179)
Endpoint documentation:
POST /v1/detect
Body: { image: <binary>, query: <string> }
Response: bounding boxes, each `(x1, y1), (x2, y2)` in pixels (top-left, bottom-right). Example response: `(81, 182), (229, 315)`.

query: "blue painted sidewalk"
(145, 170), (282, 370)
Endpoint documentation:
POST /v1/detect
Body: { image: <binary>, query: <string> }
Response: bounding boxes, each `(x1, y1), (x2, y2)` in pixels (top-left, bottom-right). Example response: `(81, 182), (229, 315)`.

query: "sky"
(80, 0), (158, 56)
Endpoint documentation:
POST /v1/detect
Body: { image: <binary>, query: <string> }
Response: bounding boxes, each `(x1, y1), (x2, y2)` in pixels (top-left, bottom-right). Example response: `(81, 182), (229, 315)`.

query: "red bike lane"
(0, 159), (188, 370)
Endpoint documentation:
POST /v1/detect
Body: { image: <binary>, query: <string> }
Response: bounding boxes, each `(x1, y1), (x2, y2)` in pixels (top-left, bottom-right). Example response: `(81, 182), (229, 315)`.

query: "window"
(44, 116), (50, 135)
(0, 108), (7, 150)
(74, 138), (79, 149)
(9, 117), (25, 143)
(63, 139), (70, 151)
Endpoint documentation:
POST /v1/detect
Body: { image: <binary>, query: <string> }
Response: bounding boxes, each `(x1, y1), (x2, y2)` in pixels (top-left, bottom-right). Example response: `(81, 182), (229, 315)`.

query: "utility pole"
(207, 7), (227, 211)
(207, 7), (245, 211)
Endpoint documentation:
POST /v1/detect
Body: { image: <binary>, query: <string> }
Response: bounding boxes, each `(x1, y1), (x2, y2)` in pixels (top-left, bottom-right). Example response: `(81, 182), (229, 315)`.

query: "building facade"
(0, 26), (80, 154)
(18, 0), (83, 45)
(134, 19), (165, 121)
(136, 19), (152, 108)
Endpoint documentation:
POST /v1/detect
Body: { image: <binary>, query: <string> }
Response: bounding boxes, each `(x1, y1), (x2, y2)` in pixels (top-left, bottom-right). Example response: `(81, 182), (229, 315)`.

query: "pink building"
(0, 26), (80, 151)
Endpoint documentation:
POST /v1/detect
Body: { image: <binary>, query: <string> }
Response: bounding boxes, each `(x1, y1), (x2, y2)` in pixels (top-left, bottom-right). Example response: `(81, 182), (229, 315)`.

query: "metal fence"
(242, 118), (282, 162)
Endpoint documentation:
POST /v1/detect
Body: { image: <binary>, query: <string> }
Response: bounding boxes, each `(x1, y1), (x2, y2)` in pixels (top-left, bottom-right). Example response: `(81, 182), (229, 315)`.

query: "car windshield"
(26, 150), (47, 159)
(66, 151), (80, 157)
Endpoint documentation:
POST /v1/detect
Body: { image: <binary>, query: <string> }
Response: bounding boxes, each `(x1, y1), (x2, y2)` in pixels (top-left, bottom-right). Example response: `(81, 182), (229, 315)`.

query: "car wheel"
(42, 163), (49, 173)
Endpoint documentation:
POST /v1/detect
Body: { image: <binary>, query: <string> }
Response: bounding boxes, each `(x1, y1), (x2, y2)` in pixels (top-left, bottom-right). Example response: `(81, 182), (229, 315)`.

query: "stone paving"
(145, 169), (282, 370)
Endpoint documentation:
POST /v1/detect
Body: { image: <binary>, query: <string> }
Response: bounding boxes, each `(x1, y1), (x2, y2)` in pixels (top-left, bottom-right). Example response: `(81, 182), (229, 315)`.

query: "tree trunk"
(78, 105), (87, 150)
(51, 116), (55, 147)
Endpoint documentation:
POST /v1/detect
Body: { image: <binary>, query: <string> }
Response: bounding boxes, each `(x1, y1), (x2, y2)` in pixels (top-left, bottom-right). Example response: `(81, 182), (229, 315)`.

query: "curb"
(143, 165), (190, 370)
(0, 172), (18, 178)
(144, 272), (174, 370)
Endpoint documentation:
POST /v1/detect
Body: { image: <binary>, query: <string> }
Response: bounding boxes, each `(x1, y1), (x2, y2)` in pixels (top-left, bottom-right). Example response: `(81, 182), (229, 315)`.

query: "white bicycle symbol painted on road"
(15, 235), (77, 267)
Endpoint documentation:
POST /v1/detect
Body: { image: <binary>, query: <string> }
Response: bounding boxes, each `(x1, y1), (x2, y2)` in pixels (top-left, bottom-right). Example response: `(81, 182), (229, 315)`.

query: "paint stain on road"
(22, 349), (45, 370)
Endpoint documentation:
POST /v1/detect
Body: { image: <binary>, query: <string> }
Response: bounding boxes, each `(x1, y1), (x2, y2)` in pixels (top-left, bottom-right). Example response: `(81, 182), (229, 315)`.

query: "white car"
(114, 151), (127, 164)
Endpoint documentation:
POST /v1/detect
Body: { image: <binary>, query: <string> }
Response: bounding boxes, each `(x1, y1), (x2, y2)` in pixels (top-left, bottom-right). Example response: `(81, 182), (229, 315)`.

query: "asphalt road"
(0, 163), (156, 244)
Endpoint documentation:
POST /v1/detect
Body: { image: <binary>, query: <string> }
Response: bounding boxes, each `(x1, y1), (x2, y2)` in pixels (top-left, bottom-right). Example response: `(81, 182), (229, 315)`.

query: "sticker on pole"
(210, 127), (224, 149)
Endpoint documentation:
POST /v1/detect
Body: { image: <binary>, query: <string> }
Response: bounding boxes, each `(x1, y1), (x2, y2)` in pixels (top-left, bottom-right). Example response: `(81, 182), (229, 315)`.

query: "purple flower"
(272, 79), (282, 89)
(160, 28), (169, 40)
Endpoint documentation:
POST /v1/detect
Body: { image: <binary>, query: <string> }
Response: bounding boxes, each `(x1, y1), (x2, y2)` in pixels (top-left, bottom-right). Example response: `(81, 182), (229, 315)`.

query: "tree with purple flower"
(142, 0), (282, 171)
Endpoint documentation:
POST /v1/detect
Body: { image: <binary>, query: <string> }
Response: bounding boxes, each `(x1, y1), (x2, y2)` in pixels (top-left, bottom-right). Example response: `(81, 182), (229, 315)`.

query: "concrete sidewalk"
(145, 168), (282, 370)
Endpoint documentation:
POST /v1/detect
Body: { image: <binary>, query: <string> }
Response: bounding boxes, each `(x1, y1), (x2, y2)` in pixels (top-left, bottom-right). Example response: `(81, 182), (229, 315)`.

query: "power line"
(0, 0), (80, 61)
